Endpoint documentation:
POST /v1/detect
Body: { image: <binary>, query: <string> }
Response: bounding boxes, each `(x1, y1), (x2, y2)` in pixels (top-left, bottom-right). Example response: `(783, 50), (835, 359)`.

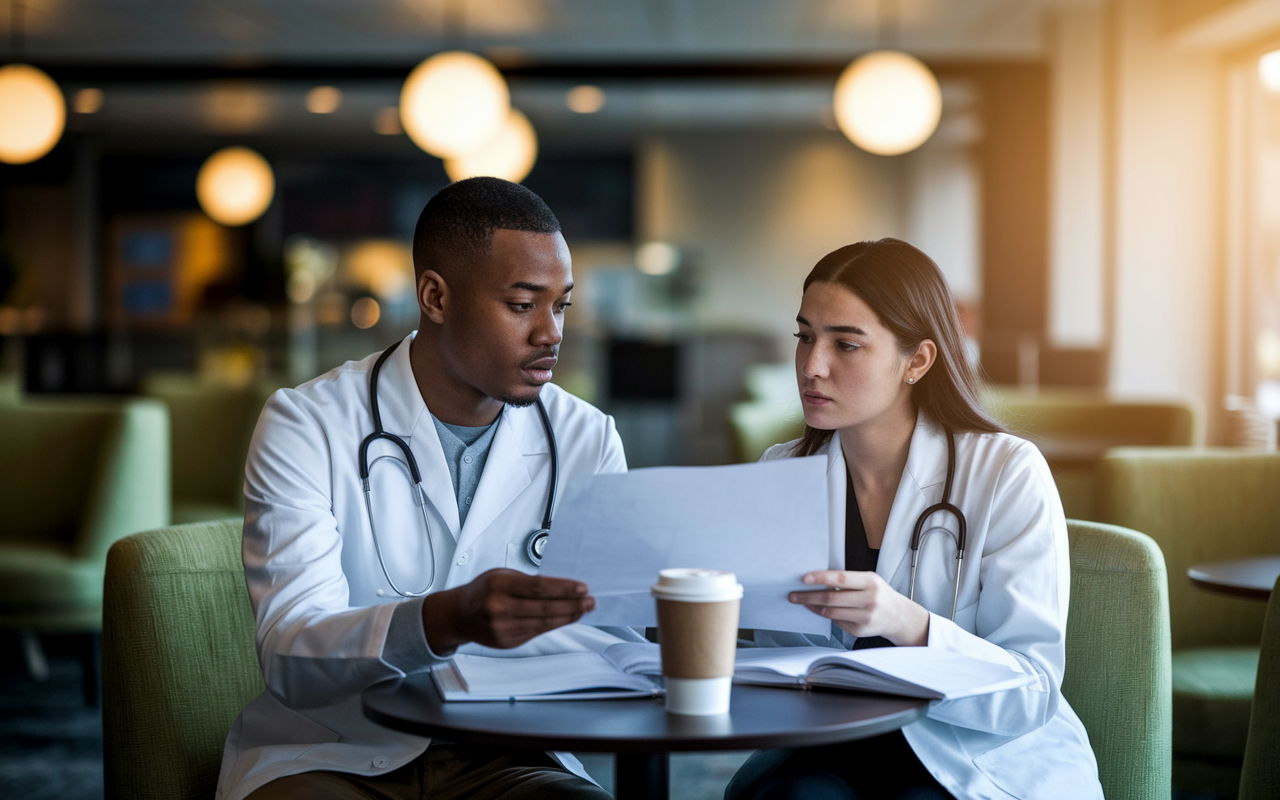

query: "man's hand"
(789, 570), (930, 647)
(421, 568), (595, 653)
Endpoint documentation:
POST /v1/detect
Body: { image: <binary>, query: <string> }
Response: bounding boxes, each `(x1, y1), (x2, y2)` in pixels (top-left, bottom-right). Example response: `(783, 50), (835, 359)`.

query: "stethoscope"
(906, 429), (967, 620)
(359, 340), (559, 598)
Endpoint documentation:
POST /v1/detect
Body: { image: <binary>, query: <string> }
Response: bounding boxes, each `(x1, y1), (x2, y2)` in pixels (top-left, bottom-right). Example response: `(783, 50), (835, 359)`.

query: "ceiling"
(4, 0), (1086, 65)
(3, 1), (1060, 155)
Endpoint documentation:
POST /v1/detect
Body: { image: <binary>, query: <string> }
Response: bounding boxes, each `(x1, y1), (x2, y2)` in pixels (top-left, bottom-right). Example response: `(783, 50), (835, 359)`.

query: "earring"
(907, 377), (915, 384)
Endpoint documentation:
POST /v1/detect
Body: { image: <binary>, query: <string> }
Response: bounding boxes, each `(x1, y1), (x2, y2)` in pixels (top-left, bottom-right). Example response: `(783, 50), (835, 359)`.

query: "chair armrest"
(76, 399), (171, 561)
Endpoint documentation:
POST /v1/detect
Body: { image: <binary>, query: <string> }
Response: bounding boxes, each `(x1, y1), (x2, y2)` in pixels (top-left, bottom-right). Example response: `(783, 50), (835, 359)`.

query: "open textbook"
(433, 643), (1035, 702)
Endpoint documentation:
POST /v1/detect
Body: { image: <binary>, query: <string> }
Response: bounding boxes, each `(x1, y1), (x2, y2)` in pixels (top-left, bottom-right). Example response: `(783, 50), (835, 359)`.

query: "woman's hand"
(789, 570), (931, 647)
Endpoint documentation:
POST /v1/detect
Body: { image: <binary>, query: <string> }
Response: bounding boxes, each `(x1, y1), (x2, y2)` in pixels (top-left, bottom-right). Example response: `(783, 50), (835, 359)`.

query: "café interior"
(1, 1), (1279, 798)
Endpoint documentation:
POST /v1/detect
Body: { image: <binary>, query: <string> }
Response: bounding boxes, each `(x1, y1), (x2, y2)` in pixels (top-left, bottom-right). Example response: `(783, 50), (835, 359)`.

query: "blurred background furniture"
(102, 519), (263, 800)
(985, 390), (1200, 520)
(1238, 575), (1280, 800)
(0, 397), (170, 702)
(0, 371), (19, 405)
(1098, 449), (1280, 797)
(729, 363), (804, 463)
(1061, 520), (1171, 800)
(729, 379), (1201, 523)
(605, 332), (775, 468)
(1190, 556), (1280, 600)
(141, 374), (281, 523)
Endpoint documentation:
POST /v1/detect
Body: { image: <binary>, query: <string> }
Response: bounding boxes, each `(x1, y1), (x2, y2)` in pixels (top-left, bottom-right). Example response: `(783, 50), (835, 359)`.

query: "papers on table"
(435, 643), (1035, 703)
(433, 651), (662, 701)
(538, 457), (831, 636)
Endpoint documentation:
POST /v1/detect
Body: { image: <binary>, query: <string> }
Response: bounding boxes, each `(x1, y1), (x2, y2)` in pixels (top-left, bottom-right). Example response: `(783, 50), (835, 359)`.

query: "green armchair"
(141, 374), (280, 524)
(103, 519), (262, 800)
(0, 397), (169, 694)
(1239, 575), (1280, 800)
(985, 390), (1199, 520)
(1098, 448), (1280, 796)
(1062, 520), (1172, 800)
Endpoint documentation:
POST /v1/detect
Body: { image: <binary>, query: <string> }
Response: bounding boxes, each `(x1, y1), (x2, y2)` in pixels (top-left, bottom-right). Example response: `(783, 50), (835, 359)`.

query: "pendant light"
(196, 147), (275, 227)
(444, 108), (537, 183)
(0, 2), (65, 164)
(399, 1), (515, 160)
(832, 0), (940, 156)
(400, 51), (510, 159)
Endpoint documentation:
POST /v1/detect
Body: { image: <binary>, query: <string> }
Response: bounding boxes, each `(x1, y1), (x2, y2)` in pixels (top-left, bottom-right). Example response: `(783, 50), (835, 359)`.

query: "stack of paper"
(432, 651), (661, 702)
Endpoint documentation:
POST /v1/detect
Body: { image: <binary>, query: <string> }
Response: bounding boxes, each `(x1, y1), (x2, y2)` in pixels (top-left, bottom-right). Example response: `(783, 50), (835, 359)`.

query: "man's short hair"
(412, 177), (561, 282)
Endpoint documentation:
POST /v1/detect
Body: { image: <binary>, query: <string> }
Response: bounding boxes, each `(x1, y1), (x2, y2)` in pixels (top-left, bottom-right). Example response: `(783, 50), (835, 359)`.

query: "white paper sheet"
(538, 457), (831, 636)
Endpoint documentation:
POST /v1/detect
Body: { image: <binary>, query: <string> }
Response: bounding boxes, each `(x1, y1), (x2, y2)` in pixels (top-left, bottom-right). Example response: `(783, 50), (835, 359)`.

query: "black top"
(845, 471), (893, 650)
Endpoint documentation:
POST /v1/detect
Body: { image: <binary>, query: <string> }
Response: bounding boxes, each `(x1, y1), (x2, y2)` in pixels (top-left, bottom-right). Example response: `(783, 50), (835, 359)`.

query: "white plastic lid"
(651, 568), (744, 602)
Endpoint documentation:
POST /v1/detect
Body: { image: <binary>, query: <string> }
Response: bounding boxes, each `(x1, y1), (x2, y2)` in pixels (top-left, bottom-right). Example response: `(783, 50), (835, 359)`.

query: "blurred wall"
(1043, 0), (1235, 439)
(637, 130), (903, 345)
(1049, 4), (1108, 351)
(1112, 0), (1222, 415)
(635, 126), (981, 352)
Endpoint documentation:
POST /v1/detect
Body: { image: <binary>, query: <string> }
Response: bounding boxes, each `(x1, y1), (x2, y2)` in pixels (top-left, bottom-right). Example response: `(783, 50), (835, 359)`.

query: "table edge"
(1188, 575), (1272, 601)
(362, 683), (929, 753)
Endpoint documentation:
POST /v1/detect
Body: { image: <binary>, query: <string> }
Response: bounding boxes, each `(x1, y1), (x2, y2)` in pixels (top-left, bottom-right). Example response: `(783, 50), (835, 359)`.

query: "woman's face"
(794, 281), (922, 432)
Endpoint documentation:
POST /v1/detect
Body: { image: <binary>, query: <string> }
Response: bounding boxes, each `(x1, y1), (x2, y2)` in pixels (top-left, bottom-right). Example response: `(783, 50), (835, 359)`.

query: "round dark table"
(1188, 555), (1280, 600)
(363, 672), (927, 800)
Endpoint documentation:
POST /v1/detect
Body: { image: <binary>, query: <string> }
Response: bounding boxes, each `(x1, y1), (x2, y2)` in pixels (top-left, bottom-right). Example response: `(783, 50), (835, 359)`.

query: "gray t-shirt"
(431, 414), (500, 527)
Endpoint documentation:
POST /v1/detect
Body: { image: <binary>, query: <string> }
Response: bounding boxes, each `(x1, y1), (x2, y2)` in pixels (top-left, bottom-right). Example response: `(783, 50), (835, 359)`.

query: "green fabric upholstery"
(0, 371), (19, 404)
(103, 520), (264, 800)
(142, 374), (280, 523)
(1172, 648), (1259, 760)
(1098, 448), (1280, 794)
(1239, 576), (1280, 800)
(1062, 520), (1172, 800)
(985, 390), (1199, 520)
(1098, 448), (1278, 650)
(0, 397), (170, 632)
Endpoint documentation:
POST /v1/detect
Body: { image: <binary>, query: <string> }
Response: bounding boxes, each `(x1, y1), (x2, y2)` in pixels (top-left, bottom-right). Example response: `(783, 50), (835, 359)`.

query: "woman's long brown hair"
(790, 238), (1002, 457)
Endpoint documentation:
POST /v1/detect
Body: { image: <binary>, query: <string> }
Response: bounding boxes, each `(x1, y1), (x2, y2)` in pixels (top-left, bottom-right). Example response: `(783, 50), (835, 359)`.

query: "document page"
(436, 652), (661, 701)
(539, 457), (831, 636)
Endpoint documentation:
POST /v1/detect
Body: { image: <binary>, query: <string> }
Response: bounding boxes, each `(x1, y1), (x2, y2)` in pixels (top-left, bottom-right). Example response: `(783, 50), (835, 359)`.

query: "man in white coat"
(216, 178), (633, 800)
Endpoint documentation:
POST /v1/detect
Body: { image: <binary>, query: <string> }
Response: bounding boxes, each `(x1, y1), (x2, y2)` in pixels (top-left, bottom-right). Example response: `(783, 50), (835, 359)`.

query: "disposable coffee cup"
(651, 568), (743, 715)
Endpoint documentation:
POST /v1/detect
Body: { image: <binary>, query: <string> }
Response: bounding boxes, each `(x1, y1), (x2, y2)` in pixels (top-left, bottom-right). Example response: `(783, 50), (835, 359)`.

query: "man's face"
(438, 229), (573, 407)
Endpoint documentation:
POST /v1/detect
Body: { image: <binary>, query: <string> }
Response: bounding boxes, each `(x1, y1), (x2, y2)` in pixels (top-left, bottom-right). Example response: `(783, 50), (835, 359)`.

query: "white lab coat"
(757, 414), (1103, 800)
(215, 333), (632, 800)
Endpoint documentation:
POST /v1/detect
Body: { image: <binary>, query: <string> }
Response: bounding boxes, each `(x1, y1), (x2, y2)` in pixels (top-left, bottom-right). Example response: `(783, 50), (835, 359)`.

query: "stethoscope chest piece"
(526, 528), (551, 565)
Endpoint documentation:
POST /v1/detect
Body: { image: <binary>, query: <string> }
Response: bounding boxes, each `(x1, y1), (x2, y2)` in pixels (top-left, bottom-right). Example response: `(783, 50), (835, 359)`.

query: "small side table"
(1188, 556), (1280, 600)
(363, 672), (927, 800)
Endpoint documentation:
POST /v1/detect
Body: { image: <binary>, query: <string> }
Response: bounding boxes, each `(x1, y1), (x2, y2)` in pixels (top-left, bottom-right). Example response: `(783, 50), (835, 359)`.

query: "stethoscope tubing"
(907, 429), (967, 621)
(360, 340), (559, 598)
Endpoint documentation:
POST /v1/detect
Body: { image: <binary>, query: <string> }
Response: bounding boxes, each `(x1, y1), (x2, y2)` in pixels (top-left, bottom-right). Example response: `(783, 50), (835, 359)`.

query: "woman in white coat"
(726, 239), (1103, 800)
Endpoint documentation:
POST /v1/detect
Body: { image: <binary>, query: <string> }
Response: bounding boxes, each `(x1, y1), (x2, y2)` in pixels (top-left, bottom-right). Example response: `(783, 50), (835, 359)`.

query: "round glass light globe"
(1259, 50), (1280, 92)
(444, 109), (538, 184)
(0, 64), (66, 164)
(833, 51), (942, 156)
(400, 51), (510, 159)
(196, 147), (276, 226)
